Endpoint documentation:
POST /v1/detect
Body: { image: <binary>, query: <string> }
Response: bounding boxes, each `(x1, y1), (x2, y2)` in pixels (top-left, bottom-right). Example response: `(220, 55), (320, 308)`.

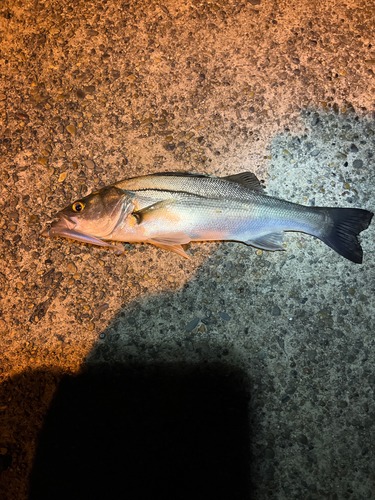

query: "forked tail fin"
(318, 208), (373, 263)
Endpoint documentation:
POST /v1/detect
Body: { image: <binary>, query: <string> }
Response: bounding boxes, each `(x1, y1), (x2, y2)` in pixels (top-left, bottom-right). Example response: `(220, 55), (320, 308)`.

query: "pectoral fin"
(132, 199), (179, 224)
(244, 232), (285, 251)
(132, 199), (192, 258)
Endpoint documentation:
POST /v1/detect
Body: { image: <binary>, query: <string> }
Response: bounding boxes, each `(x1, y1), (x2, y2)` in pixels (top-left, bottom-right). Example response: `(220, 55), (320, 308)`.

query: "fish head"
(42, 186), (134, 247)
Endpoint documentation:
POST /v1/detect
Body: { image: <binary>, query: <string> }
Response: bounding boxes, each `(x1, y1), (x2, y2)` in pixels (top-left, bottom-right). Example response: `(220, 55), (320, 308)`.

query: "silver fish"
(42, 171), (373, 263)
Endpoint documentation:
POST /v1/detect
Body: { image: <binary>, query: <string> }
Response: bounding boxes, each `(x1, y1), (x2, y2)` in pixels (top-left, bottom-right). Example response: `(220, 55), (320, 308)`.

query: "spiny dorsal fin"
(155, 171), (212, 178)
(222, 172), (264, 191)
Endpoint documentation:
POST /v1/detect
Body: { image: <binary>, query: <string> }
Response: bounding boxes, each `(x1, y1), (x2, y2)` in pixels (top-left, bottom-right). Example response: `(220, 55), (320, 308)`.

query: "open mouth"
(42, 217), (125, 255)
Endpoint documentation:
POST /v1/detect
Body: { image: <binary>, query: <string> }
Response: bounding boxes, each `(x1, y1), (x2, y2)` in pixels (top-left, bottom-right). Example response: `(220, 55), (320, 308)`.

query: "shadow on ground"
(26, 362), (252, 500)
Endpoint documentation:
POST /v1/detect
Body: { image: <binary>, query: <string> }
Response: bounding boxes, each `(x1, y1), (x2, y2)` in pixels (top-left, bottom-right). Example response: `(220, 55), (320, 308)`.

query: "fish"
(42, 171), (373, 263)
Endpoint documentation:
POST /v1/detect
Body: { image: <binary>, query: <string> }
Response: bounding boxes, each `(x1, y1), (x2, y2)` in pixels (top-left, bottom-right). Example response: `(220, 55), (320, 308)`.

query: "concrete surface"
(0, 0), (375, 498)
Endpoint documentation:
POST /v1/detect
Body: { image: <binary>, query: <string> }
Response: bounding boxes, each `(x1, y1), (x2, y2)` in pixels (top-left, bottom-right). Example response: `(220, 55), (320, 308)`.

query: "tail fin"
(318, 208), (373, 263)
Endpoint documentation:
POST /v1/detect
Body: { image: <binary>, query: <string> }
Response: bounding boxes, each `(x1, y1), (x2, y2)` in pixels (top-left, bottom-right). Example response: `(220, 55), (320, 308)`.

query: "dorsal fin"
(152, 170), (264, 191)
(222, 172), (264, 191)
(155, 171), (212, 178)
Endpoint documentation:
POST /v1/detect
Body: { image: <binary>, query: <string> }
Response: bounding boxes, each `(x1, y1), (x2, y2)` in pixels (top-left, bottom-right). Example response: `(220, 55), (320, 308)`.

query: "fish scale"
(114, 172), (261, 205)
(111, 192), (325, 244)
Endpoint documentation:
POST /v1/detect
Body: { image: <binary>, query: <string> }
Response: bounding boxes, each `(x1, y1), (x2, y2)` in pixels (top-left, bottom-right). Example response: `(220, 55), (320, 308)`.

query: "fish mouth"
(42, 217), (125, 255)
(42, 215), (76, 238)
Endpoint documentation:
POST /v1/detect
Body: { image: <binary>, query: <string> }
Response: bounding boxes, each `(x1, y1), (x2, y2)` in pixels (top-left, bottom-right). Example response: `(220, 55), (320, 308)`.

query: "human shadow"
(26, 361), (253, 500)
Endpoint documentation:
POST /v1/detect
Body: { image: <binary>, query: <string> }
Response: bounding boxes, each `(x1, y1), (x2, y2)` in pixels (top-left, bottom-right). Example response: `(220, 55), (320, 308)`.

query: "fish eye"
(72, 201), (85, 212)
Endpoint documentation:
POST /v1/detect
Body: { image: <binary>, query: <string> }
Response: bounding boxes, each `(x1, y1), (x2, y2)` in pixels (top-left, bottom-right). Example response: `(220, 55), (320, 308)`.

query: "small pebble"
(66, 125), (76, 136)
(97, 303), (109, 314)
(185, 317), (200, 332)
(219, 312), (231, 321)
(298, 434), (308, 445)
(28, 214), (39, 224)
(85, 159), (95, 169)
(271, 306), (281, 316)
(37, 157), (48, 167)
(310, 149), (320, 156)
(16, 112), (29, 120)
(58, 172), (67, 183)
(258, 349), (266, 359)
(66, 262), (77, 273)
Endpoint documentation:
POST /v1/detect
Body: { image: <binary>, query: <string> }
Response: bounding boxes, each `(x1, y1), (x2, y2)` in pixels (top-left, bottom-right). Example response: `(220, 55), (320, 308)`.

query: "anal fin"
(243, 232), (285, 251)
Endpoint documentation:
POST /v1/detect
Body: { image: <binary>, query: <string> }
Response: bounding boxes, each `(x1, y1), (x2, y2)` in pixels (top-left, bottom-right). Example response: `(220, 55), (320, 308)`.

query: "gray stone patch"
(219, 312), (231, 321)
(184, 317), (200, 332)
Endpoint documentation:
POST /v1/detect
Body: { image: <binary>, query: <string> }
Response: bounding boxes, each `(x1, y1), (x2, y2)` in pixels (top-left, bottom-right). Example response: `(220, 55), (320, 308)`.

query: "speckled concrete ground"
(1, 0), (375, 498)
